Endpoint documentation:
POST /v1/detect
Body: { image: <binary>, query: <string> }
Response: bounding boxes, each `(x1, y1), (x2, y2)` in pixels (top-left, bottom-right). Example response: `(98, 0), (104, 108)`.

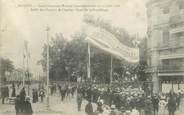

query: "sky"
(0, 0), (148, 77)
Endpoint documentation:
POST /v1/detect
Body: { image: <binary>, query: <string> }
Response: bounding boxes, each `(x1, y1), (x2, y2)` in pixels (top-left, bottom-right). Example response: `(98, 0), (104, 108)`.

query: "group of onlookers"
(0, 83), (47, 115)
(15, 88), (33, 115)
(1, 82), (184, 115)
(58, 84), (77, 101)
(32, 88), (45, 103)
(76, 84), (183, 115)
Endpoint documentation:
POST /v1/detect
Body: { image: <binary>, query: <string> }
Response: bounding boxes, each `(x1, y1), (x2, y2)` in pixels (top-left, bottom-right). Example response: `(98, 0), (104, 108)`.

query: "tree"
(38, 33), (68, 81)
(0, 57), (14, 83)
(38, 33), (88, 82)
(39, 16), (141, 84)
(64, 32), (87, 81)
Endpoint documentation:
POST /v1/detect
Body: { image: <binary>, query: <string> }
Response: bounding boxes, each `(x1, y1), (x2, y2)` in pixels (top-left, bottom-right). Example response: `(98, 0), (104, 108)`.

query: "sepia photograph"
(0, 0), (184, 115)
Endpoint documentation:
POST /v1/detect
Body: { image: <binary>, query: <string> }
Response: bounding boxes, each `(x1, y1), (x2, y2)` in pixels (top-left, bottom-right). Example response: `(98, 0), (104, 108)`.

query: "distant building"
(146, 0), (184, 93)
(6, 68), (24, 82)
(6, 68), (34, 83)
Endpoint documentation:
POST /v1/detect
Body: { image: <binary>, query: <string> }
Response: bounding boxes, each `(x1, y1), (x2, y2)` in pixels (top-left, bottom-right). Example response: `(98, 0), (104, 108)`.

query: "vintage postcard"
(0, 0), (184, 115)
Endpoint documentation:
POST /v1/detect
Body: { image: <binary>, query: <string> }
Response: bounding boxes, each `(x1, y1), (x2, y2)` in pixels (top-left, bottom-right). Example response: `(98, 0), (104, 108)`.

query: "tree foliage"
(38, 33), (87, 81)
(0, 57), (14, 82)
(39, 16), (141, 83)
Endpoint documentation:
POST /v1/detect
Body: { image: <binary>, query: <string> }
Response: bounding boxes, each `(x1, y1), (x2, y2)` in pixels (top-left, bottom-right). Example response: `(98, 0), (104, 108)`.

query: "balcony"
(158, 65), (184, 73)
(145, 65), (184, 77)
(158, 39), (184, 49)
(170, 14), (184, 25)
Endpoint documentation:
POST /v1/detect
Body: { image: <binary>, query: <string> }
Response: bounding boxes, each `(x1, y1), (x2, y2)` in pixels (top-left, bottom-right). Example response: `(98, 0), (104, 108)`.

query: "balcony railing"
(170, 14), (184, 24)
(159, 38), (184, 49)
(146, 65), (184, 73)
(158, 65), (184, 73)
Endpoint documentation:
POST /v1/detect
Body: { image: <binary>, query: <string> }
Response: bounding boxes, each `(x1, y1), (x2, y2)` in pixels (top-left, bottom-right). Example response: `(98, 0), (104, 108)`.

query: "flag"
(86, 25), (139, 63)
(24, 40), (30, 58)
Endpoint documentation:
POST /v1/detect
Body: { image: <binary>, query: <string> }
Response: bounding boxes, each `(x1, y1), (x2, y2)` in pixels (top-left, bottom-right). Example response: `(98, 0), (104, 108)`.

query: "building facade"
(146, 0), (184, 93)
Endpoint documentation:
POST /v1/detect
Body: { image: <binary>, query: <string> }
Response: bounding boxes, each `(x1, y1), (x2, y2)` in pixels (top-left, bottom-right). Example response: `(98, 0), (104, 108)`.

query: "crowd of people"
(0, 82), (184, 115)
(57, 83), (77, 101)
(15, 87), (33, 115)
(76, 83), (183, 115)
(14, 84), (48, 115)
(0, 83), (46, 115)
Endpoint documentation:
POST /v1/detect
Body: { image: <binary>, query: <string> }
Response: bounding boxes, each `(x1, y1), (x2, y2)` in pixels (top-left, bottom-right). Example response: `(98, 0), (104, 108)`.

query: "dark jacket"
(12, 87), (16, 97)
(151, 97), (159, 109)
(15, 96), (21, 111)
(144, 98), (153, 113)
(24, 101), (33, 115)
(20, 89), (26, 102)
(168, 97), (176, 112)
(85, 103), (93, 115)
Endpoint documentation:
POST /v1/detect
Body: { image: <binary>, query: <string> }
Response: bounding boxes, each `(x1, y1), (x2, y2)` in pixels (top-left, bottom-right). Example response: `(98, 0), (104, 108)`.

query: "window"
(162, 60), (169, 66)
(163, 30), (169, 43)
(162, 59), (184, 68)
(179, 3), (184, 14)
(147, 56), (151, 66)
(163, 7), (169, 14)
(179, 2), (184, 9)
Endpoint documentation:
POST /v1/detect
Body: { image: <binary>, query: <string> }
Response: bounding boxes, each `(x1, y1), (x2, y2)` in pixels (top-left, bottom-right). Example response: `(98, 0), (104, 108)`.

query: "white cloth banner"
(86, 26), (139, 63)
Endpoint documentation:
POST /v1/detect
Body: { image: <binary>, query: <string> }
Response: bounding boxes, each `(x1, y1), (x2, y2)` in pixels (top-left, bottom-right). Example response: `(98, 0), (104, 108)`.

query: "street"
(0, 92), (96, 115)
(1, 92), (184, 115)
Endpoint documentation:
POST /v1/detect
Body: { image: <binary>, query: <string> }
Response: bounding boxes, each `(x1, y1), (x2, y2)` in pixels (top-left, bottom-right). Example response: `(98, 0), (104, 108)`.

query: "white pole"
(46, 25), (50, 110)
(26, 41), (30, 96)
(87, 43), (91, 79)
(23, 51), (25, 87)
(110, 55), (113, 84)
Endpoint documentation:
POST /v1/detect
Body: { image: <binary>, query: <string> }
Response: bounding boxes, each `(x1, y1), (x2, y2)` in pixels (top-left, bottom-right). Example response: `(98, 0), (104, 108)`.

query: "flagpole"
(26, 42), (29, 96)
(24, 41), (30, 96)
(23, 41), (27, 88)
(46, 25), (50, 110)
(23, 49), (25, 87)
(110, 55), (113, 84)
(87, 42), (91, 80)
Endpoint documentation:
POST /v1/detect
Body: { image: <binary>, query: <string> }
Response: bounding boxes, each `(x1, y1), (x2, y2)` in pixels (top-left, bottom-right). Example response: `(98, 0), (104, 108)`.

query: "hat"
(147, 96), (151, 99)
(125, 110), (131, 113)
(99, 99), (104, 104)
(26, 97), (30, 101)
(111, 105), (116, 109)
